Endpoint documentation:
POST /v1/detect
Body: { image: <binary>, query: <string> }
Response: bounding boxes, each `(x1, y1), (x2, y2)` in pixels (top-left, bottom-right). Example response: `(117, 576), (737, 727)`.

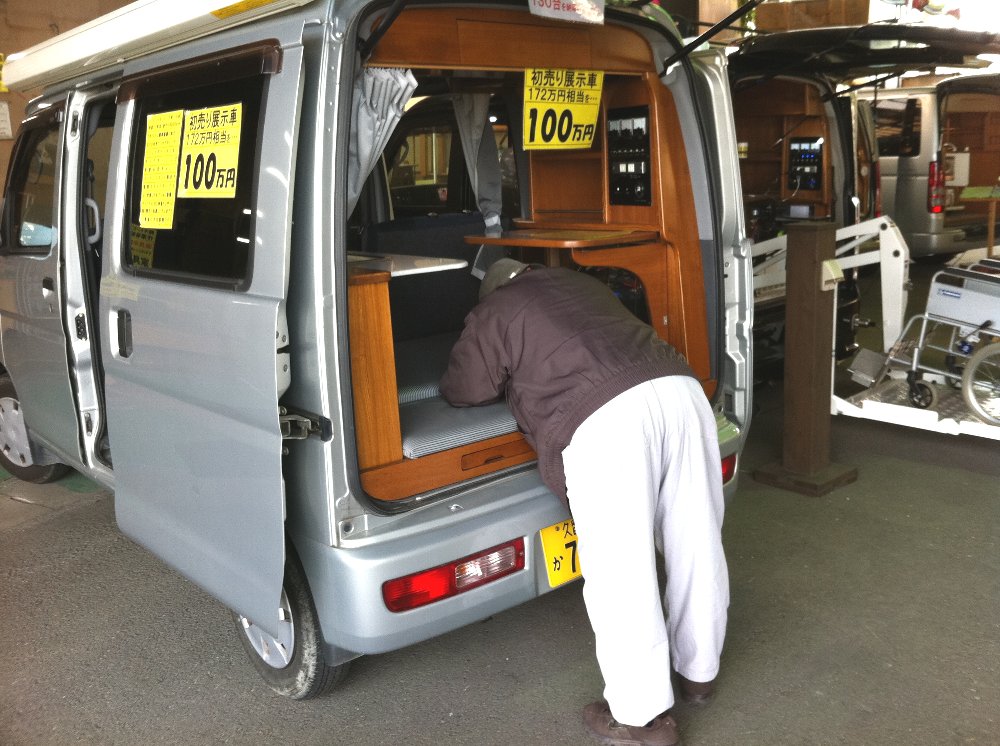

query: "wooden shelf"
(361, 433), (536, 501)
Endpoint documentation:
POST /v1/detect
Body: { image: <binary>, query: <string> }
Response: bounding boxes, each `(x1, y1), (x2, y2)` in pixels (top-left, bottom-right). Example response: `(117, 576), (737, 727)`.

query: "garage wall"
(756, 0), (869, 31)
(0, 0), (130, 181)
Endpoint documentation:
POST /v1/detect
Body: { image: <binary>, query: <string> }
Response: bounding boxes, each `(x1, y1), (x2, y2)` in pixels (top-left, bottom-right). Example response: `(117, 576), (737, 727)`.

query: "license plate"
(539, 519), (582, 588)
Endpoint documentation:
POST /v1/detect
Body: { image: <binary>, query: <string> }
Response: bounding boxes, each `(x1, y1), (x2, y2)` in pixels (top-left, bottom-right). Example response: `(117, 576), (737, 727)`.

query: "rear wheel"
(232, 546), (351, 699)
(962, 342), (1000, 426)
(0, 375), (69, 483)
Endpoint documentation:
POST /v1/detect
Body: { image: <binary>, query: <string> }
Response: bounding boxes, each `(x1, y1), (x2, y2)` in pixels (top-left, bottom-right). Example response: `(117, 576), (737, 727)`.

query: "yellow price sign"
(523, 68), (603, 150)
(178, 103), (242, 199)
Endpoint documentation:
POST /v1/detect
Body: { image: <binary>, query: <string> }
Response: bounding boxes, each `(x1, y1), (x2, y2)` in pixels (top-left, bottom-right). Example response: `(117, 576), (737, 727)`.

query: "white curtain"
(347, 66), (418, 216)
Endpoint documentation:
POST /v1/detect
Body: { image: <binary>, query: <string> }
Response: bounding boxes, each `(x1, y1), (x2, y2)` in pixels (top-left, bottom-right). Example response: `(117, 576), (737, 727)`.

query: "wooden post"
(753, 222), (857, 496)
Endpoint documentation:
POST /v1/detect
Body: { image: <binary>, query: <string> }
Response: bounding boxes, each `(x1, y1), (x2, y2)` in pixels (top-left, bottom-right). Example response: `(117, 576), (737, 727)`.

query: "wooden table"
(464, 228), (659, 266)
(347, 252), (468, 276)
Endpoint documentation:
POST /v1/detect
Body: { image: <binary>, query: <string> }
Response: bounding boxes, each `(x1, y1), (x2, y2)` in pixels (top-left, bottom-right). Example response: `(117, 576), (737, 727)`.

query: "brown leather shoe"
(582, 700), (682, 746)
(677, 674), (716, 705)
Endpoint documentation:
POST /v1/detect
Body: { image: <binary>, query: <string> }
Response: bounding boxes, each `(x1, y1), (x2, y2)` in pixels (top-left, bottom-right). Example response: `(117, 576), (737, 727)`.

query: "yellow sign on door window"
(139, 110), (184, 229)
(130, 225), (157, 269)
(523, 68), (603, 150)
(178, 103), (242, 199)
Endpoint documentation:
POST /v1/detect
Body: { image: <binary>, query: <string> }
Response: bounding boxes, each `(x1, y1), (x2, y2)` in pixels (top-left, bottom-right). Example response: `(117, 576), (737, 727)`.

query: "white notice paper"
(527, 0), (604, 24)
(0, 102), (13, 140)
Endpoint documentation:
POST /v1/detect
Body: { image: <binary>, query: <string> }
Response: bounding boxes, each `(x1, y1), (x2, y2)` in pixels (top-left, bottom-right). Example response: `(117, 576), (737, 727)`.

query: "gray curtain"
(452, 93), (505, 277)
(347, 67), (418, 216)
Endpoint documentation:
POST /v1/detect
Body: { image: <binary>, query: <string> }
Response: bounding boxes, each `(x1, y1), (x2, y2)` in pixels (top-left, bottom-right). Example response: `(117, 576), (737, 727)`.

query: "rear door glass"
(874, 98), (922, 157)
(384, 99), (520, 219)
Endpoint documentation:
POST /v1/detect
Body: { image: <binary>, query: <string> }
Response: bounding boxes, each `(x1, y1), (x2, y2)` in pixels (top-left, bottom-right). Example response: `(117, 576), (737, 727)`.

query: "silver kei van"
(0, 0), (751, 698)
(866, 72), (1000, 258)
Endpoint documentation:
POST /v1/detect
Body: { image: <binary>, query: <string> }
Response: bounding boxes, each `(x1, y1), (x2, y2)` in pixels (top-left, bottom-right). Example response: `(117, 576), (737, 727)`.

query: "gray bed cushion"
(394, 331), (461, 404)
(399, 397), (519, 458)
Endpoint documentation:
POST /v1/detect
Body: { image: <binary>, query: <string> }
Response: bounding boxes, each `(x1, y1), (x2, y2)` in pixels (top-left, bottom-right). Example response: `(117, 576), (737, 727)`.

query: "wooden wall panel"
(370, 8), (653, 72)
(529, 153), (604, 220)
(756, 0), (869, 32)
(348, 271), (403, 470)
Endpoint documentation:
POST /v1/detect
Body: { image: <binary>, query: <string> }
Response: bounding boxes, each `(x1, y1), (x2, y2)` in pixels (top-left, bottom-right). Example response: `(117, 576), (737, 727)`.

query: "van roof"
(1, 0), (314, 92)
(730, 24), (1000, 83)
(938, 72), (1000, 95)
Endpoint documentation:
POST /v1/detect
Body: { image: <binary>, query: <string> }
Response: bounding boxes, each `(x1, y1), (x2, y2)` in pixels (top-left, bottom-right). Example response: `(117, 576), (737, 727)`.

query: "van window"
(387, 121), (457, 216)
(384, 100), (520, 219)
(874, 98), (922, 157)
(2, 111), (61, 254)
(124, 73), (265, 287)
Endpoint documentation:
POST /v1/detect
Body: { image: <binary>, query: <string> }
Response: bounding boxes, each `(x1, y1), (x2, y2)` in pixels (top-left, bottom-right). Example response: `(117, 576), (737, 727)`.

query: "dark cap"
(479, 258), (529, 300)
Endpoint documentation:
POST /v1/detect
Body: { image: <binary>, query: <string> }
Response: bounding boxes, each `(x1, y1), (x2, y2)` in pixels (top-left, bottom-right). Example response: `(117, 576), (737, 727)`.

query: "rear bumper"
(905, 227), (967, 256)
(296, 473), (568, 664)
(301, 425), (743, 664)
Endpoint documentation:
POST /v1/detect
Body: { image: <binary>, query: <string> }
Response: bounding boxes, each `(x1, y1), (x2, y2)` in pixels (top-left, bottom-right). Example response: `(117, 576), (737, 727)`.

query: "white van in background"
(866, 73), (1000, 259)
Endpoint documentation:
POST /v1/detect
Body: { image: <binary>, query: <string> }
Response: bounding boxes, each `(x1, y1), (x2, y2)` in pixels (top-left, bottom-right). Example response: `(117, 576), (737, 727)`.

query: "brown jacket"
(440, 268), (694, 504)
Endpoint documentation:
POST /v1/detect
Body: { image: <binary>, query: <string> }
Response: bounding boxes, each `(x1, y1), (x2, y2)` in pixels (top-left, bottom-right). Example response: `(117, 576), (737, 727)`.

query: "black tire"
(232, 546), (351, 699)
(908, 379), (937, 410)
(961, 342), (1000, 426)
(0, 375), (70, 484)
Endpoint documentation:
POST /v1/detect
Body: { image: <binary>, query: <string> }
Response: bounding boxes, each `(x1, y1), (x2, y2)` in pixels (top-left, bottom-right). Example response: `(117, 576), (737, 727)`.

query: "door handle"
(116, 309), (133, 358)
(83, 197), (102, 246)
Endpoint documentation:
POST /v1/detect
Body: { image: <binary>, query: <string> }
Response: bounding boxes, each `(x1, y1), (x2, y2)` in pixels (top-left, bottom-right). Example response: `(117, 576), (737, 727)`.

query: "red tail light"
(382, 538), (526, 612)
(721, 453), (737, 484)
(927, 159), (945, 214)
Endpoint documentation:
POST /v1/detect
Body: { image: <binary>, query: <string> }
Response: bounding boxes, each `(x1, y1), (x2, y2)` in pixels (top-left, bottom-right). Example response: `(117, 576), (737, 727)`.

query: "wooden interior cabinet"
(349, 264), (537, 501)
(352, 7), (715, 502)
(734, 78), (832, 219)
(526, 72), (711, 381)
(347, 268), (402, 471)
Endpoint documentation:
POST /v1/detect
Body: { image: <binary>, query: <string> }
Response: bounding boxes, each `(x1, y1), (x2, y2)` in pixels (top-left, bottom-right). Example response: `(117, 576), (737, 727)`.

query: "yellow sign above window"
(523, 68), (603, 150)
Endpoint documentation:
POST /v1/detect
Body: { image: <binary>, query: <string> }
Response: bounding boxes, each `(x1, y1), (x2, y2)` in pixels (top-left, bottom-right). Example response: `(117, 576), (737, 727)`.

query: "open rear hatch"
(344, 4), (733, 506)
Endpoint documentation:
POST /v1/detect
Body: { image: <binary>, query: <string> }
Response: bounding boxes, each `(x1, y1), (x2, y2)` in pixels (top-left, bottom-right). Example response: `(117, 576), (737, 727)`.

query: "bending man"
(440, 259), (729, 746)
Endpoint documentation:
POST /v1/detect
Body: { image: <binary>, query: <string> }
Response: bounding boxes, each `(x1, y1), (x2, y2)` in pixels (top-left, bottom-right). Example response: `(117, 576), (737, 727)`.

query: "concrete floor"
(1, 262), (998, 745)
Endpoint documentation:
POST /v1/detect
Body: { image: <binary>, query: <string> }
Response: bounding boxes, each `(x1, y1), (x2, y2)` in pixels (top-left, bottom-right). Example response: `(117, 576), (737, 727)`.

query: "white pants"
(562, 376), (729, 727)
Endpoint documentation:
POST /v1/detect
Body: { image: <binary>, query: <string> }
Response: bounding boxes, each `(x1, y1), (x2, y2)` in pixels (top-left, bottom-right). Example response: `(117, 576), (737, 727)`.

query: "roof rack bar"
(3, 0), (313, 92)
